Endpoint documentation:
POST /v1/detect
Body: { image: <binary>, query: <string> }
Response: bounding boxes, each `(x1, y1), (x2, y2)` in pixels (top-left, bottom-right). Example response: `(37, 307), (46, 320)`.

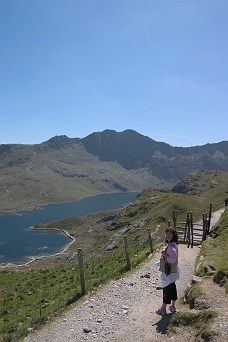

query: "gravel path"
(23, 209), (224, 342)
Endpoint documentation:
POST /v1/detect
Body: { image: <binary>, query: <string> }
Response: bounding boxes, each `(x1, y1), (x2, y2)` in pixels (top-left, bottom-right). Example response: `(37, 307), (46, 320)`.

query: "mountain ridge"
(0, 129), (227, 211)
(81, 129), (228, 174)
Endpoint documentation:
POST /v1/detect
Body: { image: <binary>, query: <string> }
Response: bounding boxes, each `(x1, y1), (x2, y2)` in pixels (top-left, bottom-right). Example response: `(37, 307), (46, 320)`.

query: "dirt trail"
(24, 209), (226, 342)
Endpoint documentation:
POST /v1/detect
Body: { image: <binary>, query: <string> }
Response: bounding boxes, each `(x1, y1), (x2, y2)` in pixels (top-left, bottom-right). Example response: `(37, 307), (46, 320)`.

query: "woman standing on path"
(156, 227), (179, 316)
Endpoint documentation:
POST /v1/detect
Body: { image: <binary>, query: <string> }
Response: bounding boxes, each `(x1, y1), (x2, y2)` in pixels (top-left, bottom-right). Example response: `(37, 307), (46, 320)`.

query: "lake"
(0, 192), (139, 265)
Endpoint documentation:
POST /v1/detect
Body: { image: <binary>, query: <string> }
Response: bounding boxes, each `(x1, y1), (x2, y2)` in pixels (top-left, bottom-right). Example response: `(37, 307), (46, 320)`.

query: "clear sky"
(0, 1), (227, 147)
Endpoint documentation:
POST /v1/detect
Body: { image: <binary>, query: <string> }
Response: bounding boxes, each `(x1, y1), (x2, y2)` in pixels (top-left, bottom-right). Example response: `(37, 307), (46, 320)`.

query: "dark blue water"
(0, 192), (138, 264)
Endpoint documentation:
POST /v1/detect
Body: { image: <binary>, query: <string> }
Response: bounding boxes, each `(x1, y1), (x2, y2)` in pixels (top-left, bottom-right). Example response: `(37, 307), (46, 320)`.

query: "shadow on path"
(151, 313), (173, 334)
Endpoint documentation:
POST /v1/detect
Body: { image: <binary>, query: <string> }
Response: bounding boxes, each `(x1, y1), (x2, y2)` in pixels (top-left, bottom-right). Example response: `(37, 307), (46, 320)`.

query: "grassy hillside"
(172, 170), (228, 202)
(0, 170), (228, 341)
(0, 142), (162, 212)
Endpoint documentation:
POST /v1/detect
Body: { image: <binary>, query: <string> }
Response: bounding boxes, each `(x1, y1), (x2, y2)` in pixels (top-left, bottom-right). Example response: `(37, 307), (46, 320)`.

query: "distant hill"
(0, 129), (228, 211)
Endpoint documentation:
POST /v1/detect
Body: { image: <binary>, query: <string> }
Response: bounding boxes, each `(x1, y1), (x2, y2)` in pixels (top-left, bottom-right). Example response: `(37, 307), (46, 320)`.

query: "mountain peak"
(44, 135), (72, 149)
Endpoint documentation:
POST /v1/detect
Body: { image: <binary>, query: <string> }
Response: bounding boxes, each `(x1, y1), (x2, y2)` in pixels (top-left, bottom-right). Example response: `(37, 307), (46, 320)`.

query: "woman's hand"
(161, 250), (167, 261)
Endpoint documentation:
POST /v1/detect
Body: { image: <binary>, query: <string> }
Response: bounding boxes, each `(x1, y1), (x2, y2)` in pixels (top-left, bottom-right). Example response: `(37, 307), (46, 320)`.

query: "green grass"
(0, 243), (150, 341)
(0, 267), (81, 341)
(183, 283), (202, 309)
(195, 209), (228, 292)
(169, 310), (217, 329)
(168, 310), (217, 337)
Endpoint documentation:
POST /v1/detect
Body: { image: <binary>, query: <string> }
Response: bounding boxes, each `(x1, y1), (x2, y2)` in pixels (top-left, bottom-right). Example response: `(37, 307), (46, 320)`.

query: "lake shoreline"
(0, 190), (138, 215)
(0, 227), (75, 269)
(0, 192), (139, 267)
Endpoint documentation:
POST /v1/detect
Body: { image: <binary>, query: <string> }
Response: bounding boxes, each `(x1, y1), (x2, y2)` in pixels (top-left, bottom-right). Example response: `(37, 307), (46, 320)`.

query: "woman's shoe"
(156, 308), (167, 316)
(169, 305), (176, 313)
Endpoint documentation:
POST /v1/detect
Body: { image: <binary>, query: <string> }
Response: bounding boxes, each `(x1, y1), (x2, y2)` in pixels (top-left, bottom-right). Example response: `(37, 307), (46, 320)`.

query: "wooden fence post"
(124, 236), (131, 270)
(190, 211), (193, 248)
(78, 248), (86, 295)
(204, 211), (209, 237)
(147, 228), (153, 254)
(183, 211), (189, 244)
(172, 210), (178, 228)
(205, 212), (208, 238)
(202, 213), (207, 241)
(207, 203), (212, 235)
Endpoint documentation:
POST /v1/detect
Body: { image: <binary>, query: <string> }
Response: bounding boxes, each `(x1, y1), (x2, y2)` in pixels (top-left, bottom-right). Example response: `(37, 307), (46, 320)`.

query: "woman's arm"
(166, 244), (178, 264)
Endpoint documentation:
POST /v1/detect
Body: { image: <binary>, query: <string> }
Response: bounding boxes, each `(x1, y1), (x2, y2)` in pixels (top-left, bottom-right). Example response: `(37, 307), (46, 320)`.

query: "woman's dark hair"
(165, 227), (178, 244)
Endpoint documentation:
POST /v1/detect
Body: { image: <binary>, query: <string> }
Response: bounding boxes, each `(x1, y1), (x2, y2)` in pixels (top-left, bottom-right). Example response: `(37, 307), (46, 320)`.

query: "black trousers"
(163, 282), (177, 304)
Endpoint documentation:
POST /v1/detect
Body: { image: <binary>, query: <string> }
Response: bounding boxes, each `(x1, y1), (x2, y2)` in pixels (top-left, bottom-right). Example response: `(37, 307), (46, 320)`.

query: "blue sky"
(0, 1), (227, 147)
